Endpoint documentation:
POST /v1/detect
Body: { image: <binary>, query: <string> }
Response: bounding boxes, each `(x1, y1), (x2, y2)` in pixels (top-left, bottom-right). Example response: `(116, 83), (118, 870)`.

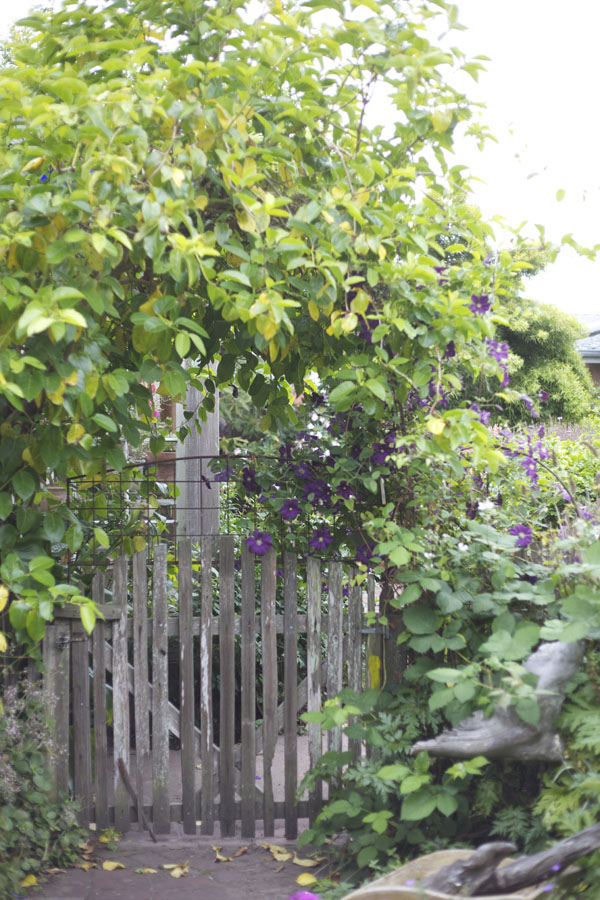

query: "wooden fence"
(42, 537), (379, 837)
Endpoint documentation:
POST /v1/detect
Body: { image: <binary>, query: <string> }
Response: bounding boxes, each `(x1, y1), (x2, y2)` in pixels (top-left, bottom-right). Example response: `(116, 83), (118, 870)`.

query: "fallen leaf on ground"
(293, 853), (325, 867)
(297, 872), (318, 886)
(74, 861), (97, 870)
(262, 842), (292, 862)
(135, 868), (158, 874)
(21, 874), (37, 887)
(99, 828), (121, 843)
(212, 846), (233, 863)
(275, 865), (285, 873)
(163, 863), (189, 878)
(46, 868), (65, 875)
(102, 860), (125, 871)
(232, 846), (248, 858)
(78, 840), (94, 854)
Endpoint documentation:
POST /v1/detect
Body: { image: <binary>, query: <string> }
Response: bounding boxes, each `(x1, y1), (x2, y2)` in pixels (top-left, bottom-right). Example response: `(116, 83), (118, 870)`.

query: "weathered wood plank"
(219, 535), (236, 836)
(133, 549), (150, 832)
(72, 620), (92, 827)
(327, 562), (343, 764)
(261, 547), (277, 836)
(43, 623), (70, 798)
(112, 555), (130, 832)
(179, 539), (196, 834)
(199, 536), (215, 835)
(92, 571), (109, 830)
(306, 556), (322, 823)
(151, 544), (170, 834)
(347, 570), (363, 762)
(240, 543), (256, 838)
(284, 551), (298, 840)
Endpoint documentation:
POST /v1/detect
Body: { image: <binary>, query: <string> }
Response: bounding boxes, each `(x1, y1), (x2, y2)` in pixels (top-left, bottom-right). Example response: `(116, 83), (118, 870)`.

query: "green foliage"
(0, 683), (85, 895)
(497, 298), (594, 423)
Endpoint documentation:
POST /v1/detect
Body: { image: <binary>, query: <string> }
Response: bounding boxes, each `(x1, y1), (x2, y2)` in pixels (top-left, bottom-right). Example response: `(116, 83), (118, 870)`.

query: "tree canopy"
(0, 0), (530, 647)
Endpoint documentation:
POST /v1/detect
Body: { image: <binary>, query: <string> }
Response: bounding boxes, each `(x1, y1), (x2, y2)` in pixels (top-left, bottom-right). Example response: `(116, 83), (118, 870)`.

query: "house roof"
(576, 327), (600, 361)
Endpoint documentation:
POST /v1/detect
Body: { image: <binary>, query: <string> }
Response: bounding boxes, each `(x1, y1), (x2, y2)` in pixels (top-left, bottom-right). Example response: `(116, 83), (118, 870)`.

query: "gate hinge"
(56, 634), (89, 650)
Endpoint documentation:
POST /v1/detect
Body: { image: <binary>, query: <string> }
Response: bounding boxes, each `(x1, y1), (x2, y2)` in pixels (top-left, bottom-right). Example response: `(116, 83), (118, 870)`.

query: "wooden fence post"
(152, 544), (170, 834)
(199, 536), (214, 834)
(261, 548), (277, 836)
(284, 551), (298, 840)
(43, 622), (70, 798)
(240, 543), (256, 838)
(327, 562), (343, 775)
(219, 535), (236, 836)
(306, 556), (322, 823)
(92, 570), (109, 831)
(133, 549), (150, 831)
(179, 539), (197, 835)
(112, 555), (130, 832)
(72, 619), (92, 827)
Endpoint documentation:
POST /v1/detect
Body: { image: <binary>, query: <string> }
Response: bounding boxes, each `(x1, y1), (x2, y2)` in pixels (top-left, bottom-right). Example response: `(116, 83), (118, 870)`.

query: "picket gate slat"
(112, 555), (130, 832)
(306, 556), (322, 823)
(219, 535), (236, 836)
(327, 562), (344, 763)
(348, 571), (363, 761)
(261, 547), (277, 836)
(92, 571), (109, 830)
(283, 551), (298, 839)
(152, 544), (170, 834)
(199, 536), (215, 834)
(133, 549), (150, 832)
(179, 539), (196, 834)
(240, 544), (256, 837)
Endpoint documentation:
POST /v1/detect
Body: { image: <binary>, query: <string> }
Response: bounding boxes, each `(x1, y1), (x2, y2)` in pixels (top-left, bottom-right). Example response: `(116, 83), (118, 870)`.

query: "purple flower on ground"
(470, 294), (492, 315)
(280, 498), (301, 521)
(309, 526), (333, 552)
(509, 524), (533, 548)
(288, 892), (320, 900)
(242, 466), (260, 492)
(246, 529), (273, 556)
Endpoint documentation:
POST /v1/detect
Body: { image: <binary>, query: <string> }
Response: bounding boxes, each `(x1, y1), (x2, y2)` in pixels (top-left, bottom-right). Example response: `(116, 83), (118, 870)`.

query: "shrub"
(0, 682), (85, 896)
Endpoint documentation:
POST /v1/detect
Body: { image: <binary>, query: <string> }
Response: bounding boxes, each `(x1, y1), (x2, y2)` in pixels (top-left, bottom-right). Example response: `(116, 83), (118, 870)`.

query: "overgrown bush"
(0, 682), (84, 896)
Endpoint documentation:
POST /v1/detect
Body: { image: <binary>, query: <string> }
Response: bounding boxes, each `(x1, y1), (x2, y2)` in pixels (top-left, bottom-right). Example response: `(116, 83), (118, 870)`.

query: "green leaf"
(437, 793), (458, 816)
(26, 608), (46, 642)
(329, 381), (356, 408)
(93, 527), (110, 549)
(376, 764), (410, 781)
(43, 512), (65, 543)
(12, 470), (36, 500)
(80, 604), (96, 634)
(401, 791), (437, 821)
(403, 605), (437, 634)
(0, 493), (12, 519)
(92, 413), (118, 433)
(365, 378), (387, 401)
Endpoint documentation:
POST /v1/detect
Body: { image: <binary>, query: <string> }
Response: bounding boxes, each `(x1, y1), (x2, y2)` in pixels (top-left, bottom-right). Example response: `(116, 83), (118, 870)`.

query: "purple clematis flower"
(309, 526), (333, 552)
(509, 524), (533, 548)
(470, 294), (492, 315)
(280, 498), (301, 521)
(246, 529), (273, 556)
(539, 390), (549, 403)
(242, 466), (260, 493)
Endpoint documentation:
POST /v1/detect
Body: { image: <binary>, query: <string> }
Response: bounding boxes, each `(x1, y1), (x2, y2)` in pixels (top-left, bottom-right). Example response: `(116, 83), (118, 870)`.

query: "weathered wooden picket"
(42, 538), (378, 838)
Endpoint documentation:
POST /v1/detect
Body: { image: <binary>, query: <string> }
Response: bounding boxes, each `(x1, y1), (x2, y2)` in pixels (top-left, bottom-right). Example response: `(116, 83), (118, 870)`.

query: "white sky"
(1, 0), (599, 321)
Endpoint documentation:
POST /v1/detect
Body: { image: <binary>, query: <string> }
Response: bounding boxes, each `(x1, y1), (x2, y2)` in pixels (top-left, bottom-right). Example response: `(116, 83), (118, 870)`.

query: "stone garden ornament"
(412, 641), (583, 761)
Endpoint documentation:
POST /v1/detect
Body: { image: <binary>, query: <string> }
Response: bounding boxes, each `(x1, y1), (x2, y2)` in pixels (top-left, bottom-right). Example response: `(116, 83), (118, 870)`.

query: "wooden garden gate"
(42, 538), (378, 838)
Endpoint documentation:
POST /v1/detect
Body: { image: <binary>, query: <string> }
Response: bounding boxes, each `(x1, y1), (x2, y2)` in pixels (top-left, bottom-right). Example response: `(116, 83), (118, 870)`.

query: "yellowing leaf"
(21, 874), (37, 887)
(102, 860), (125, 871)
(426, 417), (446, 436)
(293, 853), (324, 867)
(67, 423), (86, 444)
(0, 632), (7, 653)
(22, 156), (46, 172)
(296, 872), (318, 886)
(163, 862), (189, 878)
(236, 209), (255, 232)
(431, 108), (453, 133)
(0, 584), (9, 613)
(78, 839), (95, 853)
(135, 868), (158, 874)
(213, 846), (233, 863)
(262, 843), (292, 862)
(308, 300), (319, 321)
(74, 861), (97, 870)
